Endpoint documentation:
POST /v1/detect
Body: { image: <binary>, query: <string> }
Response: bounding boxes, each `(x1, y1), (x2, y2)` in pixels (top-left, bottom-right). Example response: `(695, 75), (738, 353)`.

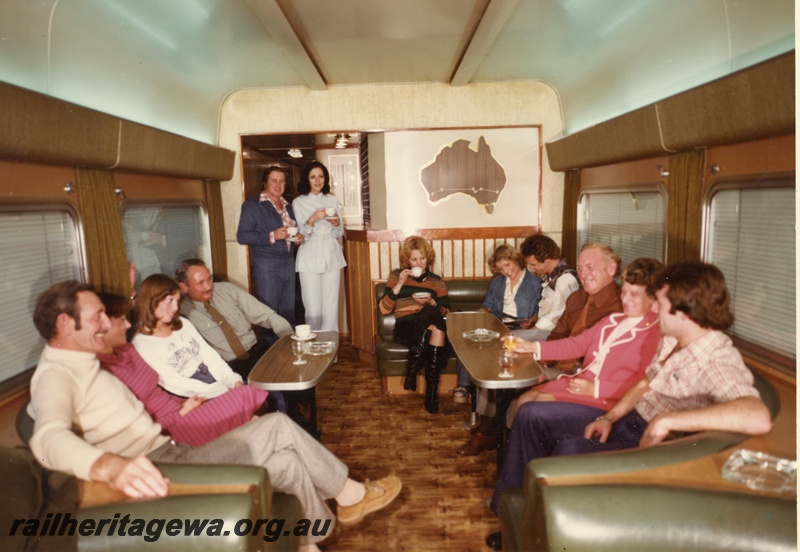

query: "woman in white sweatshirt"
(132, 274), (244, 399)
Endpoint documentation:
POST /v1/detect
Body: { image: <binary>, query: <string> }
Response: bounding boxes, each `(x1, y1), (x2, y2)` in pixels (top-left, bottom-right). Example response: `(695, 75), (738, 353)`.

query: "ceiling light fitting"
(287, 148), (303, 158)
(334, 133), (350, 149)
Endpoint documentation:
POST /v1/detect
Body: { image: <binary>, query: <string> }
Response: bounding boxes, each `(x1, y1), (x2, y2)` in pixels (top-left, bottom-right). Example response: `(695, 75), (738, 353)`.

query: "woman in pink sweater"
(514, 257), (663, 414)
(97, 293), (267, 446)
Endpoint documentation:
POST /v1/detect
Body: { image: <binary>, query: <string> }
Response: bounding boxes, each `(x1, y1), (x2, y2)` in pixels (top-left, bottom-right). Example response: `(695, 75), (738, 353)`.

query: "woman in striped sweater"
(379, 236), (450, 413)
(97, 293), (267, 446)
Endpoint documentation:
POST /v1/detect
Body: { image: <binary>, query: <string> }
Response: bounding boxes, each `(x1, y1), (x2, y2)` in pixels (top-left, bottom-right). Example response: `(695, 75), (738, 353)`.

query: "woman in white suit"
(292, 161), (347, 332)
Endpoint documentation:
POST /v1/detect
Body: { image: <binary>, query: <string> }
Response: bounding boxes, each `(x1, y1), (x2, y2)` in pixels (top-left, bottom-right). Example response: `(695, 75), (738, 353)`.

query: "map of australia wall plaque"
(384, 127), (540, 230)
(420, 135), (506, 214)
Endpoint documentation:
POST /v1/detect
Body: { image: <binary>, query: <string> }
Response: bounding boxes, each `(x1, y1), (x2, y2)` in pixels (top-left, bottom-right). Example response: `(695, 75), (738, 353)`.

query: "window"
(578, 187), (666, 267)
(122, 203), (211, 287)
(0, 207), (83, 383)
(705, 183), (795, 363)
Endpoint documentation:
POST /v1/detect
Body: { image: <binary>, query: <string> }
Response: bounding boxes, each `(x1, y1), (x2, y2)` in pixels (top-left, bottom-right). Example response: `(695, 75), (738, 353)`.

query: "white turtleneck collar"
(41, 344), (99, 374)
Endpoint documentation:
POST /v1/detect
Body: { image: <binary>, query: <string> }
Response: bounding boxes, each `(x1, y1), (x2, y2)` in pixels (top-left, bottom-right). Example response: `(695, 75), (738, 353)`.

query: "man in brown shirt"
(546, 243), (623, 370)
(457, 243), (623, 456)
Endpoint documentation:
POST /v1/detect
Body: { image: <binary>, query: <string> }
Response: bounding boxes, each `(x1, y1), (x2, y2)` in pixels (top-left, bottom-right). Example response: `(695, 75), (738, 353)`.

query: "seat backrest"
(16, 401), (34, 445)
(537, 484), (796, 552)
(374, 278), (492, 339)
(375, 282), (395, 339)
(750, 367), (780, 420)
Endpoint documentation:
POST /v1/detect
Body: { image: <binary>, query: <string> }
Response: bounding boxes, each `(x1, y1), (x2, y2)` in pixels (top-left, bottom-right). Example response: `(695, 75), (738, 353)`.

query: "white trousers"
(299, 269), (341, 332)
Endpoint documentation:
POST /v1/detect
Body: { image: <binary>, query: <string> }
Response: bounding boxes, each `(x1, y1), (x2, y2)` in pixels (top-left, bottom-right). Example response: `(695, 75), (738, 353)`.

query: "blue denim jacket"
(480, 269), (542, 319)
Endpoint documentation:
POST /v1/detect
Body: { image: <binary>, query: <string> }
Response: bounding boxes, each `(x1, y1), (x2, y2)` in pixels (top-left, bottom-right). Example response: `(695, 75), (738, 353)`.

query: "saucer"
(286, 236), (300, 242)
(324, 216), (338, 221)
(291, 332), (316, 341)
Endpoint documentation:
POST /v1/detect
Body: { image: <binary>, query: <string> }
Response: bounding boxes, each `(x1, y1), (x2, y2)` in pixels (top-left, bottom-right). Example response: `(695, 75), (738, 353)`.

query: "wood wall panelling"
(344, 239), (375, 353)
(205, 181), (228, 281)
(579, 157), (670, 189)
(0, 82), (118, 168)
(546, 105), (667, 171)
(665, 150), (705, 264)
(0, 81), (235, 181)
(113, 173), (207, 201)
(546, 52), (795, 172)
(560, 169), (581, 264)
(659, 53), (795, 150)
(704, 134), (795, 186)
(117, 121), (235, 181)
(0, 161), (79, 205)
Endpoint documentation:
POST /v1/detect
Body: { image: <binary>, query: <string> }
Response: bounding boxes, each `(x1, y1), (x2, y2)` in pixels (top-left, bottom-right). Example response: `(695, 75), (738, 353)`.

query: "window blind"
(578, 190), (666, 267)
(0, 210), (82, 382)
(706, 186), (795, 360)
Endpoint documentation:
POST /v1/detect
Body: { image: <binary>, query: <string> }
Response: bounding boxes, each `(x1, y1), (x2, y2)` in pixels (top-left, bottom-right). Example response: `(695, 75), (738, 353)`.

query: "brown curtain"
(560, 169), (581, 265)
(205, 180), (228, 281)
(666, 149), (706, 264)
(77, 168), (129, 295)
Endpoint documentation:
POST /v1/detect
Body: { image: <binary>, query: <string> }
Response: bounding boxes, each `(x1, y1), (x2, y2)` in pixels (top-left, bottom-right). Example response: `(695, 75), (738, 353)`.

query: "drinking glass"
(502, 334), (519, 353)
(292, 340), (307, 365)
(498, 334), (518, 379)
(498, 351), (513, 379)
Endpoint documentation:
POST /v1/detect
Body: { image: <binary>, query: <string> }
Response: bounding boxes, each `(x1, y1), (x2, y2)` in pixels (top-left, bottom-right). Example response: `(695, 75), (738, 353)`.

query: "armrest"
(80, 463), (271, 519)
(526, 431), (748, 484)
(79, 493), (264, 551)
(537, 484), (796, 552)
(497, 487), (525, 552)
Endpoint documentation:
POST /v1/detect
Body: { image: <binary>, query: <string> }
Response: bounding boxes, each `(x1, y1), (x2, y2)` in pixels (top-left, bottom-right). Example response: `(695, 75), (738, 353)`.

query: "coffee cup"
(325, 207), (336, 217)
(411, 266), (423, 278)
(296, 324), (311, 338)
(286, 226), (298, 237)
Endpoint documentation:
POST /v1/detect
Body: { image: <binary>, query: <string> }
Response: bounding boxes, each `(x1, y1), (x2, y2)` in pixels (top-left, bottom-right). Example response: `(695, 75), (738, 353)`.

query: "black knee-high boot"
(424, 345), (449, 413)
(404, 329), (431, 391)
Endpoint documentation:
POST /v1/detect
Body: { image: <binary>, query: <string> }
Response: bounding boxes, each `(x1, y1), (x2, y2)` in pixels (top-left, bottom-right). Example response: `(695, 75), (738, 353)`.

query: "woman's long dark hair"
(297, 161), (331, 195)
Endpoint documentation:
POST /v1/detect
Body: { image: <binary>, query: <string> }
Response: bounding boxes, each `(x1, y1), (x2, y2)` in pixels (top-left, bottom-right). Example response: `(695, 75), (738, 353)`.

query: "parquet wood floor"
(315, 339), (499, 551)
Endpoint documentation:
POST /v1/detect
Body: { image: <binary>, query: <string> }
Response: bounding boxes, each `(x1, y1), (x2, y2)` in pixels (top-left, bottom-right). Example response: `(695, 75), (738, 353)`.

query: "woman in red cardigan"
(513, 257), (663, 415)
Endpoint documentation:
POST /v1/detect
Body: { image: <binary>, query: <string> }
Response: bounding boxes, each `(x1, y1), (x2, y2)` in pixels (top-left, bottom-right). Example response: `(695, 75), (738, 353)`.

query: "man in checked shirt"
(490, 260), (772, 518)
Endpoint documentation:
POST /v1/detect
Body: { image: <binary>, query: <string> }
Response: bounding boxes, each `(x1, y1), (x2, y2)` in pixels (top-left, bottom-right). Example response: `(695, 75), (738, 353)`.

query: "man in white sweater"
(28, 280), (401, 552)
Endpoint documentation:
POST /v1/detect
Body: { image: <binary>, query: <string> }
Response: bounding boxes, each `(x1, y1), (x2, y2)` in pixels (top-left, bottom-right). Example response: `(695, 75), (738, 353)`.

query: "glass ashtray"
(721, 449), (796, 494)
(462, 328), (500, 342)
(305, 341), (335, 356)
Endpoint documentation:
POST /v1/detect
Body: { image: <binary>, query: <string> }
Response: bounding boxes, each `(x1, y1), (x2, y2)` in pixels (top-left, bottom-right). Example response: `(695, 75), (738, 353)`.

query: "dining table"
(247, 330), (339, 439)
(446, 311), (545, 467)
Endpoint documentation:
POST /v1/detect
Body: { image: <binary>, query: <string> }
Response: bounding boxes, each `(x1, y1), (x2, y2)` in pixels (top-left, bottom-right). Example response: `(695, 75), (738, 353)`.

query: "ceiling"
(241, 132), (360, 167)
(0, 0), (794, 145)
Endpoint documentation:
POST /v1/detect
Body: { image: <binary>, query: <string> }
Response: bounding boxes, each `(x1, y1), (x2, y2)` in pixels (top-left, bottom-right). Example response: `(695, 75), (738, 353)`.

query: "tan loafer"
(337, 475), (402, 526)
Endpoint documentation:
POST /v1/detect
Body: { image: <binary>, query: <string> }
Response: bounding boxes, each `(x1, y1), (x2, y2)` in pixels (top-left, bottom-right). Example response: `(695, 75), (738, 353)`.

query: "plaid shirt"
(259, 193), (295, 249)
(636, 330), (759, 422)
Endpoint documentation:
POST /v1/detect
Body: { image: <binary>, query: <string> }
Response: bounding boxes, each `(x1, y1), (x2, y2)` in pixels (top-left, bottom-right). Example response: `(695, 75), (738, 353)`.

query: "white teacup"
(296, 324), (312, 338)
(286, 226), (298, 237)
(411, 266), (423, 278)
(325, 207), (336, 217)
